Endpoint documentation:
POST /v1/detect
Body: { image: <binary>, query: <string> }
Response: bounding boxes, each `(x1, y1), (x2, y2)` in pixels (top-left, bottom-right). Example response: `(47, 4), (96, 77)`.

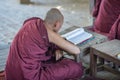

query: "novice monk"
(5, 8), (83, 80)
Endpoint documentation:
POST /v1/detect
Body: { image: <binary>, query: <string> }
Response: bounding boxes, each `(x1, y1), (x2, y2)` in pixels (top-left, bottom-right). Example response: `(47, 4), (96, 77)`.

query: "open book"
(61, 28), (93, 45)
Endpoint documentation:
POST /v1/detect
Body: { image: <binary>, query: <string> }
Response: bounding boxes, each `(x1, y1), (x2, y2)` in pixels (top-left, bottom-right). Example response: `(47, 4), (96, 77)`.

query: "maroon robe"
(92, 0), (102, 17)
(93, 0), (120, 33)
(5, 17), (83, 80)
(109, 15), (120, 40)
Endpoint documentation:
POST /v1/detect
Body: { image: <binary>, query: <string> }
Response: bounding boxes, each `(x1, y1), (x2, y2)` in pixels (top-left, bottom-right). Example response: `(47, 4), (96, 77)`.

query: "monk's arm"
(47, 28), (80, 55)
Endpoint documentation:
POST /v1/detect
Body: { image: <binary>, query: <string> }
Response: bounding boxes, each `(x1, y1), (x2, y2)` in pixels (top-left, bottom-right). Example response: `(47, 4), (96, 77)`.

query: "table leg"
(90, 48), (97, 77)
(75, 54), (80, 62)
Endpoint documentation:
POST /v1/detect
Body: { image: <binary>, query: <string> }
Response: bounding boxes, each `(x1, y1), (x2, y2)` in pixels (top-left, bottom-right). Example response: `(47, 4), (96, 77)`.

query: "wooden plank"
(91, 40), (120, 57)
(103, 65), (120, 76)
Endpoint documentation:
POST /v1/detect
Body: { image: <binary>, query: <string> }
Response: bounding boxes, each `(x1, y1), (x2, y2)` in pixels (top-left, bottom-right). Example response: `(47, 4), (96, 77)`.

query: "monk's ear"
(54, 21), (60, 28)
(53, 21), (61, 32)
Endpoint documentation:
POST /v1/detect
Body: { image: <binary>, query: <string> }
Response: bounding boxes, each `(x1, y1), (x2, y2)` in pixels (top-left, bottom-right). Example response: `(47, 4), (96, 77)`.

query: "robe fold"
(92, 0), (102, 17)
(5, 17), (83, 80)
(93, 0), (120, 33)
(109, 15), (120, 40)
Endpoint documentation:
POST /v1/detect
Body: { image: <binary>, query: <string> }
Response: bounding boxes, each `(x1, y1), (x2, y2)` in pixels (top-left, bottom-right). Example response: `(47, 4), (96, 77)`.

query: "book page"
(61, 28), (93, 45)
(61, 28), (84, 39)
(68, 31), (92, 44)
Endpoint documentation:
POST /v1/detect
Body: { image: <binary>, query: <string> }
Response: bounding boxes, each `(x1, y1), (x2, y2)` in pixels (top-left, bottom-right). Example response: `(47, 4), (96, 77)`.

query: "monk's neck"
(44, 22), (54, 31)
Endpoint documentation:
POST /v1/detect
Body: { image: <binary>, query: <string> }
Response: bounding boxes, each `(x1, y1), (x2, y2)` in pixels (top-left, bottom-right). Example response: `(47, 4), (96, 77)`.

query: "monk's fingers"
(56, 53), (62, 60)
(56, 53), (60, 60)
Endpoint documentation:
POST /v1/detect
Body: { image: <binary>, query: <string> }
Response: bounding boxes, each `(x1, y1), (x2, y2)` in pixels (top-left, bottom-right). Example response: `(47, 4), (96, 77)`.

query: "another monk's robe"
(5, 17), (83, 80)
(109, 15), (120, 40)
(93, 0), (120, 33)
(92, 0), (102, 17)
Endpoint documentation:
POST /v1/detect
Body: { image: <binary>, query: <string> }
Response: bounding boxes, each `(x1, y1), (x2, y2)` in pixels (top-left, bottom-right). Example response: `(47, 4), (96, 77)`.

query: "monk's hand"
(55, 50), (63, 61)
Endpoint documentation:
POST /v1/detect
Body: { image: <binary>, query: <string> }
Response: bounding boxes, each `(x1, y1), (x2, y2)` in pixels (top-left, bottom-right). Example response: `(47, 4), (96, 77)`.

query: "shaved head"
(44, 8), (64, 24)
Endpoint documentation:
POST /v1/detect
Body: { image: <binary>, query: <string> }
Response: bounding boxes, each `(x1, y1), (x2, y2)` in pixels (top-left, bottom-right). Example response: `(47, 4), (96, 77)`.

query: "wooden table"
(60, 26), (108, 63)
(60, 26), (108, 68)
(90, 39), (120, 77)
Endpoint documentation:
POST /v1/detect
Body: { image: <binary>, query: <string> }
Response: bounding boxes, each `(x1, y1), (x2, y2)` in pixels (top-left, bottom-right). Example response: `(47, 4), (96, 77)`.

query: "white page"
(61, 28), (93, 45)
(68, 31), (92, 44)
(62, 28), (84, 39)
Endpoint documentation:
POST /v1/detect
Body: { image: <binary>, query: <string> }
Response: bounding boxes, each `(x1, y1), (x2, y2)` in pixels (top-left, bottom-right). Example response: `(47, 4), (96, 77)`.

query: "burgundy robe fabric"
(93, 0), (120, 33)
(5, 17), (83, 80)
(92, 0), (102, 17)
(109, 15), (120, 40)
